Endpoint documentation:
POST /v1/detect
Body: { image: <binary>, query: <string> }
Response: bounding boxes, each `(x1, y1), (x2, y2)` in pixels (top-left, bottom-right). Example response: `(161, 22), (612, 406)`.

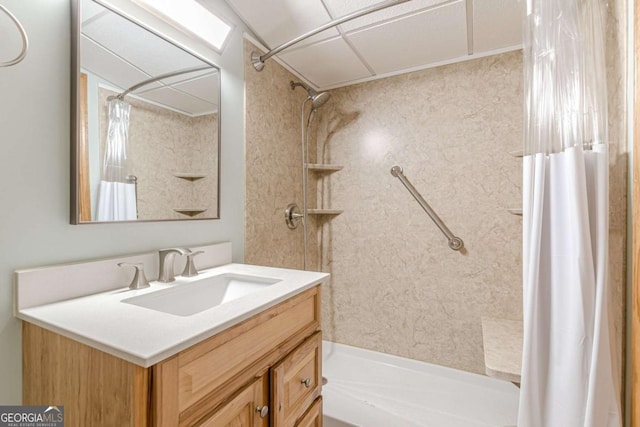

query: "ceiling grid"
(224, 0), (524, 90)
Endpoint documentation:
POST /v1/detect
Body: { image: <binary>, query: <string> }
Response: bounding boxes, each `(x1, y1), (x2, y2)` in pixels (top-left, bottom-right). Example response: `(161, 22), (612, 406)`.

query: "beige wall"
(99, 88), (218, 220)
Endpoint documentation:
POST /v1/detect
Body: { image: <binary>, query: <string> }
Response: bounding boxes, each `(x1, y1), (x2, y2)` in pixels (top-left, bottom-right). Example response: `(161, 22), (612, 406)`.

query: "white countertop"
(17, 263), (328, 367)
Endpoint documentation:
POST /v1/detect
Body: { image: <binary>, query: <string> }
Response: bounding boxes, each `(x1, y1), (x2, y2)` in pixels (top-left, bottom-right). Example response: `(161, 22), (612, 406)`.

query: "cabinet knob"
(301, 378), (312, 388)
(256, 405), (269, 418)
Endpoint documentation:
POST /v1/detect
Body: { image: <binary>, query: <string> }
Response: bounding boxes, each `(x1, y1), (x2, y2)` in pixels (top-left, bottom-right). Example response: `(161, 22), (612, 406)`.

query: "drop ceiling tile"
(473, 0), (524, 52)
(226, 0), (339, 49)
(346, 1), (468, 75)
(81, 35), (160, 91)
(322, 0), (450, 32)
(160, 68), (216, 88)
(139, 87), (218, 116)
(82, 12), (205, 76)
(168, 74), (220, 107)
(278, 37), (371, 88)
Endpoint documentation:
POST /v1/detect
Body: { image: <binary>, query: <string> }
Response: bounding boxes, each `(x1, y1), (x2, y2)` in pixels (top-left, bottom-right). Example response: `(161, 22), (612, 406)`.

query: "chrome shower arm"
(251, 0), (412, 71)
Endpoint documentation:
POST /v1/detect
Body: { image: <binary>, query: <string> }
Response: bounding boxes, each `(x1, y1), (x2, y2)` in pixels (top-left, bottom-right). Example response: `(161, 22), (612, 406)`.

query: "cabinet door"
(271, 332), (322, 427)
(295, 397), (322, 427)
(198, 376), (269, 427)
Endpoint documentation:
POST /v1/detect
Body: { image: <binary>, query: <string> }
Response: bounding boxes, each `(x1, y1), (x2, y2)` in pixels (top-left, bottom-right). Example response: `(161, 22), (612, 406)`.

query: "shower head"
(290, 81), (330, 109)
(310, 90), (330, 109)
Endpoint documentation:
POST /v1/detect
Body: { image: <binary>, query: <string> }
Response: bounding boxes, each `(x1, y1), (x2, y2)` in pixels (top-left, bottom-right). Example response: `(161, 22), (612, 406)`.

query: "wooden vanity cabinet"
(23, 286), (323, 427)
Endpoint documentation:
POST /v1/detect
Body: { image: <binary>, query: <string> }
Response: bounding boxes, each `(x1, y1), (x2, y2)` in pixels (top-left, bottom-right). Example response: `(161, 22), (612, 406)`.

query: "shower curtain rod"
(109, 65), (213, 101)
(251, 0), (412, 71)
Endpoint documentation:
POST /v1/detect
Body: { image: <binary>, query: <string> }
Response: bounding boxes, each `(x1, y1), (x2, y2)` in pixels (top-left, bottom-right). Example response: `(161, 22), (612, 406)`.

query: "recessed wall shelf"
(507, 208), (522, 216)
(173, 173), (207, 181)
(509, 150), (524, 158)
(305, 163), (344, 173)
(307, 209), (343, 216)
(174, 208), (207, 217)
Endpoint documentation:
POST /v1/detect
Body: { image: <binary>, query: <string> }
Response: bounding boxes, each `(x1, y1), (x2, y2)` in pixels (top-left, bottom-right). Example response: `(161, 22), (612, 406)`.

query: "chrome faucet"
(158, 248), (191, 283)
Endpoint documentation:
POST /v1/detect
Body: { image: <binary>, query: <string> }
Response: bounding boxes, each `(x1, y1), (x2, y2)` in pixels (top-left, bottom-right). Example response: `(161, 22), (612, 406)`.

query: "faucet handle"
(118, 262), (151, 290)
(182, 251), (204, 277)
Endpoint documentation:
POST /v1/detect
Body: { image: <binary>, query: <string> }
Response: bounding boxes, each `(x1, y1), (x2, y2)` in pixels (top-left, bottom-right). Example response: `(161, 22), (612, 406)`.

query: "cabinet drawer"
(179, 288), (319, 412)
(295, 397), (322, 427)
(272, 332), (322, 427)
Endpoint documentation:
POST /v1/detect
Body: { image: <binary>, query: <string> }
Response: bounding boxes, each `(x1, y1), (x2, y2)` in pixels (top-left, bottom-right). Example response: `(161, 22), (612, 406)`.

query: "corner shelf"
(174, 208), (207, 217)
(304, 162), (344, 219)
(305, 163), (344, 173)
(507, 149), (523, 217)
(307, 209), (343, 216)
(173, 173), (207, 182)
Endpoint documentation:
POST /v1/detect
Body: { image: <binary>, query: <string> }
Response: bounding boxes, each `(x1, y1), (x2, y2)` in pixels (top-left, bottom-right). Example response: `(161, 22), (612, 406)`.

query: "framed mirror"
(71, 0), (221, 223)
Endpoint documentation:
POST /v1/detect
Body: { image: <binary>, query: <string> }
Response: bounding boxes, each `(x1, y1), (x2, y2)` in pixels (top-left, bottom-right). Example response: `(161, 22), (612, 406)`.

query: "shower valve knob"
(285, 203), (303, 230)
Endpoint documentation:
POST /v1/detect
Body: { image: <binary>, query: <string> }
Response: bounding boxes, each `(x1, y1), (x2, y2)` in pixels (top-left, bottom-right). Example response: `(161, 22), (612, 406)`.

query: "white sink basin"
(122, 273), (282, 316)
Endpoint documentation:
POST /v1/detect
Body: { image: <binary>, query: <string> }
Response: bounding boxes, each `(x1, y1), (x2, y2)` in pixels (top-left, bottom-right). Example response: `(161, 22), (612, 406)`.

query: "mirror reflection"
(72, 0), (220, 223)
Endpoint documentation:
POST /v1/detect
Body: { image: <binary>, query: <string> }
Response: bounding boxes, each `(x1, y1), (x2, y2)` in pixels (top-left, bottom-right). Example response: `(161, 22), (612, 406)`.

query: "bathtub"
(322, 341), (519, 427)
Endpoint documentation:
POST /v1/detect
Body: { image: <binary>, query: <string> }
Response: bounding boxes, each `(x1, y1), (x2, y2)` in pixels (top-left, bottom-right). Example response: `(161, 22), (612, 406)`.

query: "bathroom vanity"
(16, 243), (326, 427)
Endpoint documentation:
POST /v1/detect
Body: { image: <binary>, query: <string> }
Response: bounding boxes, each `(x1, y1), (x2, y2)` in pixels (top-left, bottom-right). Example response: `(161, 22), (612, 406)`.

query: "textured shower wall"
(99, 88), (218, 220)
(244, 41), (318, 269)
(315, 52), (524, 374)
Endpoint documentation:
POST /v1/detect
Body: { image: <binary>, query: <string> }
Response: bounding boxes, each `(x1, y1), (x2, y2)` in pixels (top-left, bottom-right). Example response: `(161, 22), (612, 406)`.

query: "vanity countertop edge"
(16, 263), (328, 368)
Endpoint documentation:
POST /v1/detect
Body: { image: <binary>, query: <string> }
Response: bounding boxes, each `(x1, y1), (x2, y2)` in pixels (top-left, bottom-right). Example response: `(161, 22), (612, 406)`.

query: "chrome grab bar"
(390, 166), (464, 251)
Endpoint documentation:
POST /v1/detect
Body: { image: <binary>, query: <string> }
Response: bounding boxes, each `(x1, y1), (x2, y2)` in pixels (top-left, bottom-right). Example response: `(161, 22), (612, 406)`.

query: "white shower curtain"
(518, 0), (621, 426)
(96, 98), (137, 221)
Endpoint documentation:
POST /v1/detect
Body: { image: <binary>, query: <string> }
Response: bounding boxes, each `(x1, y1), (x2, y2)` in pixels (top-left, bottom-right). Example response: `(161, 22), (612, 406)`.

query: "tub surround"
(314, 51), (525, 375)
(244, 42), (525, 374)
(15, 242), (328, 366)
